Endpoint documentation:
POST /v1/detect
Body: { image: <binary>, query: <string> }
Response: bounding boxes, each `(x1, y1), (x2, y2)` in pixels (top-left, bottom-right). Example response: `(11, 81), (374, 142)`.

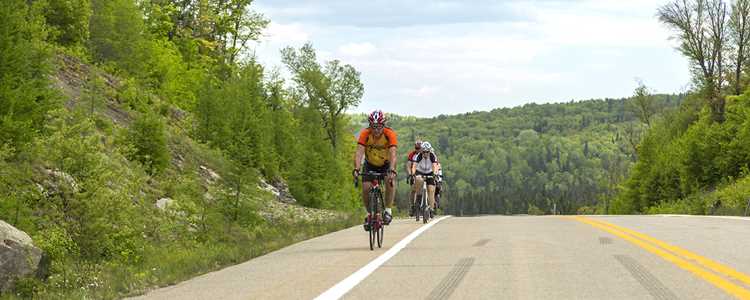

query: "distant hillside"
(378, 95), (684, 215)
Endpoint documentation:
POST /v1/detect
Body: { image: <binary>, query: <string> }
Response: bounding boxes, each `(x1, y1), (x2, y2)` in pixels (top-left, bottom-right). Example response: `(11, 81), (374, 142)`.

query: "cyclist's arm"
(354, 144), (365, 171)
(405, 158), (412, 176)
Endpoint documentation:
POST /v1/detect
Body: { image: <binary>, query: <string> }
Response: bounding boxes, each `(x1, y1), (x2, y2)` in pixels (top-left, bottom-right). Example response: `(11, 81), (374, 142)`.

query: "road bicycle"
(355, 171), (389, 250)
(414, 174), (435, 224)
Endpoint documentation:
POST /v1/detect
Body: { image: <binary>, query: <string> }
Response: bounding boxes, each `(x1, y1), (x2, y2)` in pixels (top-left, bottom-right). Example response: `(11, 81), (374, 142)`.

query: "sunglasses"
(372, 124), (384, 130)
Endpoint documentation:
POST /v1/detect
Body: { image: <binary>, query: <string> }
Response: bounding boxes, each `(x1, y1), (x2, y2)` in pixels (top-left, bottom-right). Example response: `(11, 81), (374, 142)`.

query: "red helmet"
(368, 110), (387, 126)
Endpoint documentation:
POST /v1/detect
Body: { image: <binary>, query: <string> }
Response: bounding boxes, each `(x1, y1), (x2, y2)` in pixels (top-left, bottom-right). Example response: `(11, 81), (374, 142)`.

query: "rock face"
(0, 220), (43, 292)
(259, 178), (296, 204)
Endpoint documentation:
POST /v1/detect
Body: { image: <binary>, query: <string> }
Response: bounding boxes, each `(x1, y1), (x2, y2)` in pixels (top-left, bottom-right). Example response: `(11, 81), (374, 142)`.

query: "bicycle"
(355, 171), (389, 250)
(414, 174), (435, 224)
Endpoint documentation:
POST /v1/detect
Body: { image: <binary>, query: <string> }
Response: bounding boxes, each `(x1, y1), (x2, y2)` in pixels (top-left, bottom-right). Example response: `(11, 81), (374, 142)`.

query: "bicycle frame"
(414, 174), (434, 223)
(355, 171), (389, 250)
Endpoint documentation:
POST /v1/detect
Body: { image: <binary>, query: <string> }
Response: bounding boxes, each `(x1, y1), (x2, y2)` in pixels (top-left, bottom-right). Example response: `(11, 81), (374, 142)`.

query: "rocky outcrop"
(0, 221), (43, 293)
(39, 169), (79, 199)
(199, 165), (221, 184)
(259, 178), (296, 204)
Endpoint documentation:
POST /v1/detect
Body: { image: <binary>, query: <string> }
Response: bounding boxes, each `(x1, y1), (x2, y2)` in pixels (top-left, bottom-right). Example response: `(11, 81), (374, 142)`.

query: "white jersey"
(412, 152), (438, 174)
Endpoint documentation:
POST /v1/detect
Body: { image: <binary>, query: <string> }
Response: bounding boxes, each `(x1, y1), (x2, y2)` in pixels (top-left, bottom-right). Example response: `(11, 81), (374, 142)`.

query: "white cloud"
(251, 1), (691, 117)
(260, 22), (311, 44)
(338, 42), (377, 57)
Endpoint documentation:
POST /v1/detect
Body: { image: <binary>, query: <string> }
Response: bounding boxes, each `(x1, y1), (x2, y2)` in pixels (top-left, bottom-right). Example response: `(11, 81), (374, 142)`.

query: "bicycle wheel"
(369, 222), (375, 250)
(368, 189), (378, 251)
(421, 186), (428, 224)
(377, 193), (384, 248)
(414, 193), (422, 222)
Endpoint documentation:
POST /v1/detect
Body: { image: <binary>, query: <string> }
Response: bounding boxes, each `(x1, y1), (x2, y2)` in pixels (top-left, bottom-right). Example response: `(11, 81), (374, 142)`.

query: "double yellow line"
(573, 216), (750, 299)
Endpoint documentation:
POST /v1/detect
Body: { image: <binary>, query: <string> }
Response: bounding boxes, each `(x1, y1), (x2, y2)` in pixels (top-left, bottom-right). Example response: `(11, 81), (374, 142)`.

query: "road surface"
(131, 215), (750, 299)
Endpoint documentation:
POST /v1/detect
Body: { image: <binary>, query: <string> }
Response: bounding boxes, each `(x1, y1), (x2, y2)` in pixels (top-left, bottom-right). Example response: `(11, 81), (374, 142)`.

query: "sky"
(249, 0), (692, 118)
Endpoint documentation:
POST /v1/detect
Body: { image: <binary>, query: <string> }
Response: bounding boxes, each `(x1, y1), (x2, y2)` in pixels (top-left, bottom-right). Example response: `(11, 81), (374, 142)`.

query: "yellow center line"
(572, 216), (750, 299)
(584, 217), (750, 288)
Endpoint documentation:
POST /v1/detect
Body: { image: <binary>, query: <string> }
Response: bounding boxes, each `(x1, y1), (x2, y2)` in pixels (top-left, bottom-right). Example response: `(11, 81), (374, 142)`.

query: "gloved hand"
(407, 174), (415, 185)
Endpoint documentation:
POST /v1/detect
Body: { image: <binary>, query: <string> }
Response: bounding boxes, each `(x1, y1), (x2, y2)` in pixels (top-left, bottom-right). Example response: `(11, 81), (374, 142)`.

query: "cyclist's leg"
(427, 179), (437, 210)
(384, 178), (395, 209)
(362, 181), (372, 211)
(413, 176), (425, 201)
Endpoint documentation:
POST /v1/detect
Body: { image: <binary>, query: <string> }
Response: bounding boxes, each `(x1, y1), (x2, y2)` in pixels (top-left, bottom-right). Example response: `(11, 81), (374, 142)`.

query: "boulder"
(0, 220), (43, 293)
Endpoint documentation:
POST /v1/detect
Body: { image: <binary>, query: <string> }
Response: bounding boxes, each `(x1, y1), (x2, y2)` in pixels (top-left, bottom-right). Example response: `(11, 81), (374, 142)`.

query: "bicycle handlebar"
(354, 171), (393, 187)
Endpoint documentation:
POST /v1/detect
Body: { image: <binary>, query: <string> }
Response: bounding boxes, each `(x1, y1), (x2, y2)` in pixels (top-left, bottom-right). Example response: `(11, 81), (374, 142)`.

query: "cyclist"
(409, 141), (439, 218)
(353, 110), (398, 230)
(435, 162), (443, 210)
(405, 140), (422, 216)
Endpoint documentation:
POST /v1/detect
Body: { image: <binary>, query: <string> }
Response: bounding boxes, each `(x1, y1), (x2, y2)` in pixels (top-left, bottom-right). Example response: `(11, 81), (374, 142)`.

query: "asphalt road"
(131, 215), (750, 300)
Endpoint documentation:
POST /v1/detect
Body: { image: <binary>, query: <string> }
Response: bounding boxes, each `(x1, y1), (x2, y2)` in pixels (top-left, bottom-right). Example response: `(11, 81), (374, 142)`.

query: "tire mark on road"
(599, 237), (613, 245)
(426, 257), (475, 300)
(614, 255), (678, 300)
(472, 239), (491, 247)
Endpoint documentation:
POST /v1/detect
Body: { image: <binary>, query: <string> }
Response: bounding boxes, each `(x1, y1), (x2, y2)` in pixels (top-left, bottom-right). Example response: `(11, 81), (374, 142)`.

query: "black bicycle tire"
(377, 192), (384, 248)
(422, 185), (428, 223)
(369, 189), (378, 251)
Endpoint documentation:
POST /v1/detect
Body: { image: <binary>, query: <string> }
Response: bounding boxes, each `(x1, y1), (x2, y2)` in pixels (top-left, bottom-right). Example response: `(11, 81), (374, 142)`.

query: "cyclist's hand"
(352, 169), (360, 178)
(388, 169), (397, 181)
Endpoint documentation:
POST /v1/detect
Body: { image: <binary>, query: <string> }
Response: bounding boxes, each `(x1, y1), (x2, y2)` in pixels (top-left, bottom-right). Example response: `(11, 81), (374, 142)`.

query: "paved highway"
(131, 215), (750, 299)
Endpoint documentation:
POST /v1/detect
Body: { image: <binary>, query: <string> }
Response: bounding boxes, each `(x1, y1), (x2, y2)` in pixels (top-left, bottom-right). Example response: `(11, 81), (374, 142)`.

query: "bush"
(126, 112), (170, 174)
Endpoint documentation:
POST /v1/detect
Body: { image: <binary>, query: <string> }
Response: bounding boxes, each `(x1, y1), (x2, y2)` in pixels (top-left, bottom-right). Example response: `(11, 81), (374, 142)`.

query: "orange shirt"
(357, 127), (398, 167)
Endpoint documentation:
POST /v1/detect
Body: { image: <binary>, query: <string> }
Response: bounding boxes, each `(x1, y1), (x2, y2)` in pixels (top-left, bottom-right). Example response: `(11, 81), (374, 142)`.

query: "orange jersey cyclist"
(353, 110), (398, 229)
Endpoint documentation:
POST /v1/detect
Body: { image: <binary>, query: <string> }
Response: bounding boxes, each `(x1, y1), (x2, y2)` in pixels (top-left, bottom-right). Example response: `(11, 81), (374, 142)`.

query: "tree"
(631, 80), (656, 127)
(729, 0), (750, 95)
(89, 0), (148, 73)
(0, 0), (58, 150)
(81, 70), (107, 118)
(141, 0), (268, 68)
(658, 0), (728, 121)
(281, 43), (364, 151)
(42, 0), (91, 49)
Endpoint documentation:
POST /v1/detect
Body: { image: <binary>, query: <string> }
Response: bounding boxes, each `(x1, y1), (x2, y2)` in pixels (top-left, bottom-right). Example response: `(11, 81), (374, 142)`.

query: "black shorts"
(415, 172), (436, 185)
(363, 161), (389, 181)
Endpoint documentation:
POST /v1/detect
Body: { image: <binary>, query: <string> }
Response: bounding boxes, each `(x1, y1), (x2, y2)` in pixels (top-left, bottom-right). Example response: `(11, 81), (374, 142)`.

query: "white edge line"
(654, 214), (750, 221)
(582, 214), (750, 222)
(314, 215), (452, 300)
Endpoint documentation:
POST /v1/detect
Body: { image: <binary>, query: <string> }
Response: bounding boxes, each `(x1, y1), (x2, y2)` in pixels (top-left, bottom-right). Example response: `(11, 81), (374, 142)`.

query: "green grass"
(5, 213), (359, 299)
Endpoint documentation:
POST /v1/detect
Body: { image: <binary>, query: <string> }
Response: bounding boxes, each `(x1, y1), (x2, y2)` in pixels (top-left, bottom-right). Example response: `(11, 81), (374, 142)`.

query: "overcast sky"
(250, 0), (691, 117)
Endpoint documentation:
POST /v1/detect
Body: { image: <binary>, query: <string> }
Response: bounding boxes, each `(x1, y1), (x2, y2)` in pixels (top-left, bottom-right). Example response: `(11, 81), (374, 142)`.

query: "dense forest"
(388, 93), (684, 215)
(0, 0), (361, 298)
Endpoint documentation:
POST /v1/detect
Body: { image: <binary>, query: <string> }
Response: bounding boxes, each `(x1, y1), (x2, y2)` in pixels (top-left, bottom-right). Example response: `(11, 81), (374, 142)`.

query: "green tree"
(89, 0), (148, 74)
(0, 0), (58, 150)
(281, 43), (364, 151)
(43, 0), (91, 49)
(631, 80), (656, 127)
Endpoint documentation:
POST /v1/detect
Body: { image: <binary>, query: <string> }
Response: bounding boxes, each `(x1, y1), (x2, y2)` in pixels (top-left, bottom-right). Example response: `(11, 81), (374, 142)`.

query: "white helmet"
(420, 141), (432, 152)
